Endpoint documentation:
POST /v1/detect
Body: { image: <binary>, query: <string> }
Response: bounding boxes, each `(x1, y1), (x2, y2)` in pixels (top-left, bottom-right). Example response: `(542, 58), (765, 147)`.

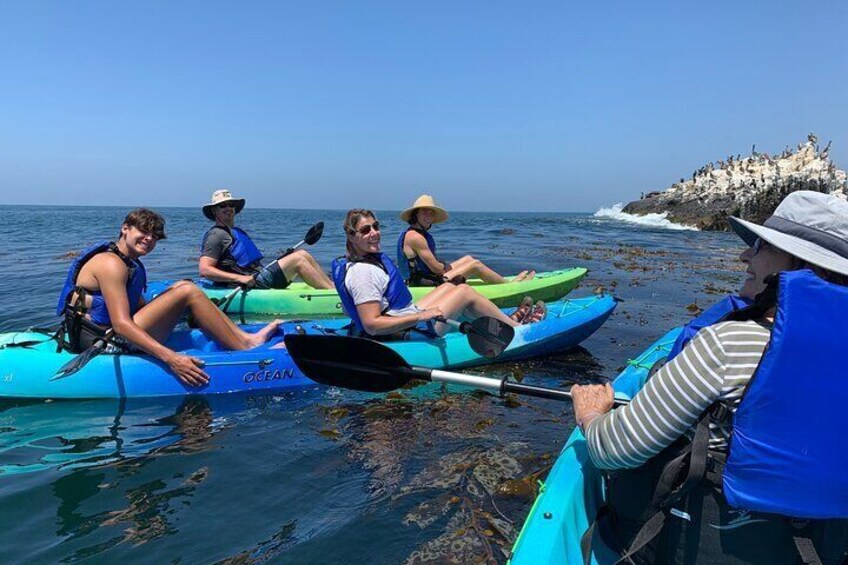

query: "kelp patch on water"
(316, 391), (559, 563)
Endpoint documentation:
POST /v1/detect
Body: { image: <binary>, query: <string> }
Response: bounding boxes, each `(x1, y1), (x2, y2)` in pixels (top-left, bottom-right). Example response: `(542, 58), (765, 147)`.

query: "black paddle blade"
(52, 341), (107, 380)
(465, 317), (515, 358)
(304, 222), (324, 246)
(284, 334), (426, 392)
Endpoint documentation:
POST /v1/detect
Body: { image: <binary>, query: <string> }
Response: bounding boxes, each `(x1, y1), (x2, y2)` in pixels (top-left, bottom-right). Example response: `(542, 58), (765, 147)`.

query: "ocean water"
(0, 205), (744, 563)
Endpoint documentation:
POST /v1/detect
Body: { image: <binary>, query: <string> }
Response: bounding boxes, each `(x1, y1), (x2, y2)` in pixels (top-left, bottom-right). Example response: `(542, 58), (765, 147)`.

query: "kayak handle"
(204, 358), (275, 369)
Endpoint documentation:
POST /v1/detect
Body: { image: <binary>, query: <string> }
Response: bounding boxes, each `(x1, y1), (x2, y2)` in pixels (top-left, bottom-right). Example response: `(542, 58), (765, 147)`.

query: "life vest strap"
(583, 408), (712, 564)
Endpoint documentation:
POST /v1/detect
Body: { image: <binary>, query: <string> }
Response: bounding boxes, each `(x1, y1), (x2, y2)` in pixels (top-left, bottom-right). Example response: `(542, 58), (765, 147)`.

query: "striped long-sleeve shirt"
(585, 320), (772, 470)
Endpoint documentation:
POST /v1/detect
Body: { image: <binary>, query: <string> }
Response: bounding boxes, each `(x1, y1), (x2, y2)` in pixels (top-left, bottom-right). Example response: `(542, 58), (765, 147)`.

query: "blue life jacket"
(331, 253), (414, 336)
(667, 295), (753, 361)
(723, 269), (848, 519)
(56, 241), (147, 326)
(396, 227), (440, 283)
(201, 225), (264, 271)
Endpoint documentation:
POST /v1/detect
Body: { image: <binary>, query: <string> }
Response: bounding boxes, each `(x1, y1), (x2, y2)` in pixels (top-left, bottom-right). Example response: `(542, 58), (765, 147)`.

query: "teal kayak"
(509, 327), (682, 565)
(0, 295), (616, 399)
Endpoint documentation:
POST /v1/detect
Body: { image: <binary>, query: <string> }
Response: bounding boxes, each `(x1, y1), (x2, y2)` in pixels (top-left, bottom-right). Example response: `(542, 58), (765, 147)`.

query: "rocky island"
(623, 134), (847, 230)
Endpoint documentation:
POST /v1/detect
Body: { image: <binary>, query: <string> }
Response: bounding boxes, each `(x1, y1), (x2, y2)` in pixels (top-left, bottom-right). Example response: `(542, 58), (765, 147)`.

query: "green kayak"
(146, 267), (587, 318)
(509, 328), (681, 564)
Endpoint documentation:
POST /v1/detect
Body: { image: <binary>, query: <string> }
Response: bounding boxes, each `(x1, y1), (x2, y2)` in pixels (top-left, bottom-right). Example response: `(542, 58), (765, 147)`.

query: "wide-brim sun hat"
(728, 190), (848, 277)
(399, 194), (449, 224)
(202, 189), (246, 220)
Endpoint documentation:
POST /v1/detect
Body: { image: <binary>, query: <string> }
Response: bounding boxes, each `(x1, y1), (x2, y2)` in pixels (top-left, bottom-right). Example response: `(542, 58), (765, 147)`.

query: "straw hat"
(399, 194), (449, 224)
(729, 191), (848, 276)
(202, 189), (246, 220)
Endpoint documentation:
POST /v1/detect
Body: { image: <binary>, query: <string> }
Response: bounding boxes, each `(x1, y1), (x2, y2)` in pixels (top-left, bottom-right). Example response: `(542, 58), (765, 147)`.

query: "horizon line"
(1, 203), (596, 215)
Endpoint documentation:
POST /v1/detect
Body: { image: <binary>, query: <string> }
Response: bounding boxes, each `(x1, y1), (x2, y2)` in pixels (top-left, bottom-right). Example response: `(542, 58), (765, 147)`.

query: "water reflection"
(0, 397), (225, 476)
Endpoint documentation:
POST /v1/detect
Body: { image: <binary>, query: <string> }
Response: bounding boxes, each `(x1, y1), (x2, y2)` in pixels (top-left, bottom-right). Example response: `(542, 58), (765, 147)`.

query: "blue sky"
(1, 1), (846, 212)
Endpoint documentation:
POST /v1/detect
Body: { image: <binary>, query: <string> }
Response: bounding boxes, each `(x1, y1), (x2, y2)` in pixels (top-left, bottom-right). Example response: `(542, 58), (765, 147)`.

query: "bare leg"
(134, 281), (280, 350)
(279, 250), (334, 289)
(416, 282), (465, 309)
(422, 284), (519, 336)
(445, 255), (507, 284)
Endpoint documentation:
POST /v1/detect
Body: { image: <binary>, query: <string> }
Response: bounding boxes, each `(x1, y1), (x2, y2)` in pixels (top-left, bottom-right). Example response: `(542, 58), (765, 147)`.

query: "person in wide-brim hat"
(569, 190), (848, 563)
(396, 194), (536, 288)
(399, 194), (449, 225)
(198, 189), (334, 291)
(728, 190), (848, 278)
(202, 189), (246, 221)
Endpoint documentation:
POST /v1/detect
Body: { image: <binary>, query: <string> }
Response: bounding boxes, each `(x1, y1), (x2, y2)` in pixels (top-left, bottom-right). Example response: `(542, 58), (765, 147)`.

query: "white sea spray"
(594, 203), (699, 231)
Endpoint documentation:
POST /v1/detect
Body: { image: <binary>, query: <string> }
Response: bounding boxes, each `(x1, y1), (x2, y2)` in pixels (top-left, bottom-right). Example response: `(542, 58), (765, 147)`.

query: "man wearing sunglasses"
(199, 190), (333, 290)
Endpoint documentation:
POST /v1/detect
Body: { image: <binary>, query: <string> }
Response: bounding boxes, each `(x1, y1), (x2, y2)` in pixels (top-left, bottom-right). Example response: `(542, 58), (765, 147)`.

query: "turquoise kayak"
(0, 295), (616, 399)
(509, 327), (682, 565)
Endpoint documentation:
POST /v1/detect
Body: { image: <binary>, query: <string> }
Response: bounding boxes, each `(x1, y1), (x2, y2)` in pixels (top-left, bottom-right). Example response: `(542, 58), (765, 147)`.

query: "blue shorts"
(254, 261), (290, 289)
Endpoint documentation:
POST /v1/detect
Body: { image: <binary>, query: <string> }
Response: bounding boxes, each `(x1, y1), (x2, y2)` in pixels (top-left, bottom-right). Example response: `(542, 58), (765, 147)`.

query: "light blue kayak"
(509, 327), (682, 565)
(0, 295), (616, 399)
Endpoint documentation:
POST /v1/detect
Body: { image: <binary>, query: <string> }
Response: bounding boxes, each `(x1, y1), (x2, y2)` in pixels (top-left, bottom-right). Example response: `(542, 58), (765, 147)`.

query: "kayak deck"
(509, 328), (682, 565)
(146, 267), (588, 317)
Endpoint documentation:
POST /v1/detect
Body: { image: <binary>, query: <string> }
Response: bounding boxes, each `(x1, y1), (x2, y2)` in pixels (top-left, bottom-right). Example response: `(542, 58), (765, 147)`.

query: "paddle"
(216, 221), (325, 314)
(284, 333), (630, 405)
(435, 316), (514, 358)
(311, 314), (514, 359)
(52, 329), (118, 379)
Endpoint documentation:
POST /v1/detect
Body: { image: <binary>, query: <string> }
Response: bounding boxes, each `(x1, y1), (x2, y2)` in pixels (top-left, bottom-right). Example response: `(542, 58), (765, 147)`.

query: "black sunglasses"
(353, 221), (381, 236)
(217, 202), (237, 209)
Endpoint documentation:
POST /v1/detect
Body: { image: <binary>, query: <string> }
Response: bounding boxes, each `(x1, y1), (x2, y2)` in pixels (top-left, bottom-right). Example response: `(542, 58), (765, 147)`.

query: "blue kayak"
(509, 327), (682, 565)
(0, 295), (616, 399)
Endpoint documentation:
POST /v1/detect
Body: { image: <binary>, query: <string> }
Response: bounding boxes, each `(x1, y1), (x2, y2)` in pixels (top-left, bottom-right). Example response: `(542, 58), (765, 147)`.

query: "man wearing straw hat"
(397, 194), (535, 287)
(199, 190), (333, 290)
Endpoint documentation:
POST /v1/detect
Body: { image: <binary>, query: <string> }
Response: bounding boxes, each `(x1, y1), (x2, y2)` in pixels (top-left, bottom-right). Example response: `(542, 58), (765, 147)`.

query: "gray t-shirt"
(201, 226), (259, 273)
(344, 262), (419, 316)
(201, 227), (233, 262)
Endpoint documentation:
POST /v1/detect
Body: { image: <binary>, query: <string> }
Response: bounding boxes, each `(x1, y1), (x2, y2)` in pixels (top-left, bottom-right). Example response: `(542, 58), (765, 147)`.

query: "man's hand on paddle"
(166, 352), (210, 386)
(236, 274), (257, 289)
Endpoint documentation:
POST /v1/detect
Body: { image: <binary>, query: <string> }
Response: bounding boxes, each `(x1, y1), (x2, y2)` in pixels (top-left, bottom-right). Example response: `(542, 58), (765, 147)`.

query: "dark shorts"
(254, 261), (290, 289)
(68, 317), (138, 354)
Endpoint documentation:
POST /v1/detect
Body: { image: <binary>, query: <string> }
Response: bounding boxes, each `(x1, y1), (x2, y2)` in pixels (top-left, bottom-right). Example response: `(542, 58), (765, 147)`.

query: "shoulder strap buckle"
(709, 402), (731, 423)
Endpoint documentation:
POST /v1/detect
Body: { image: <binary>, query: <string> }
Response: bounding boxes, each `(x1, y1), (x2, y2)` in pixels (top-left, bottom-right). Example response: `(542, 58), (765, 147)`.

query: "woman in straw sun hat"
(572, 191), (848, 564)
(199, 189), (333, 290)
(397, 194), (536, 288)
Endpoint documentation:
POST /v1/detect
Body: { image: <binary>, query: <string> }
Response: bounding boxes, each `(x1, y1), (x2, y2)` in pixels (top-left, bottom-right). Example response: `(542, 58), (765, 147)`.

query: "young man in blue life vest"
(396, 194), (535, 286)
(199, 190), (333, 290)
(57, 209), (282, 387)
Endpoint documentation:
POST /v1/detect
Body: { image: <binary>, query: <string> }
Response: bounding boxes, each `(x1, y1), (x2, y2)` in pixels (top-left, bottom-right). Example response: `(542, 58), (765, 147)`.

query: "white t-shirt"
(343, 262), (419, 316)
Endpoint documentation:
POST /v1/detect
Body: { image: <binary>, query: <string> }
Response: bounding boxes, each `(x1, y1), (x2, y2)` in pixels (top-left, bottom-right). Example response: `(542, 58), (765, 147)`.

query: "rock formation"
(622, 134), (847, 230)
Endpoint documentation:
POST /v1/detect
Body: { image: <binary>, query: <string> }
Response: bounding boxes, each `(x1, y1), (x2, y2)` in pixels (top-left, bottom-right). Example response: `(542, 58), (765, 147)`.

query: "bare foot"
(512, 270), (530, 282)
(525, 270), (536, 280)
(246, 320), (283, 348)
